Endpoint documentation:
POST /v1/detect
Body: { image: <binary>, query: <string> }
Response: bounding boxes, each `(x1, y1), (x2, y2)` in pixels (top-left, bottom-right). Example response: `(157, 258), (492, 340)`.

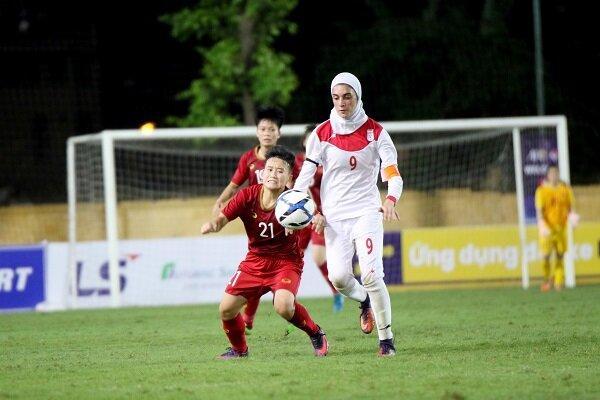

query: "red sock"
(222, 314), (247, 353)
(318, 262), (337, 294)
(288, 302), (319, 336)
(243, 297), (260, 329)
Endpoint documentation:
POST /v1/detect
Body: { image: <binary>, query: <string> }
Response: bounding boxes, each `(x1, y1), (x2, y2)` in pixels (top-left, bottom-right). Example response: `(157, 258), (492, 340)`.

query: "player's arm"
(378, 129), (403, 221)
(567, 186), (580, 227)
(212, 182), (240, 217)
(534, 188), (550, 236)
(293, 131), (320, 192)
(201, 213), (230, 234)
(212, 153), (250, 217)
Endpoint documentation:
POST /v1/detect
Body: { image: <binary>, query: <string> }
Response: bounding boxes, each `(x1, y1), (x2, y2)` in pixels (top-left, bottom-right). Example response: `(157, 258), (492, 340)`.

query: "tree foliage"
(162, 0), (298, 126)
(293, 0), (535, 122)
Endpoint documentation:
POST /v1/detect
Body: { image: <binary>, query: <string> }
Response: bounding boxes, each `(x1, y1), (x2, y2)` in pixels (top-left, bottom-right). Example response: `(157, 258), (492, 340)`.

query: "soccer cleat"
(359, 295), (374, 334)
(310, 326), (329, 357)
(217, 347), (248, 360)
(333, 293), (344, 313)
(378, 338), (396, 357)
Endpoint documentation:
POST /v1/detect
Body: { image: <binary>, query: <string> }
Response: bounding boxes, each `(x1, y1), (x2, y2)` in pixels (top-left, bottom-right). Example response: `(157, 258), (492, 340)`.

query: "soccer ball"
(275, 190), (316, 230)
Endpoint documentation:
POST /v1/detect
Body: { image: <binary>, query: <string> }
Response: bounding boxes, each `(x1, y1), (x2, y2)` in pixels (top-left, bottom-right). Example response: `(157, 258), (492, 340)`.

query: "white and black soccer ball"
(275, 189), (316, 230)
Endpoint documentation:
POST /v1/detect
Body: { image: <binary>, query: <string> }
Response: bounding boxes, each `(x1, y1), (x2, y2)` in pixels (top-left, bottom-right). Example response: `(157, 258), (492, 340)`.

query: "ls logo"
(77, 254), (139, 296)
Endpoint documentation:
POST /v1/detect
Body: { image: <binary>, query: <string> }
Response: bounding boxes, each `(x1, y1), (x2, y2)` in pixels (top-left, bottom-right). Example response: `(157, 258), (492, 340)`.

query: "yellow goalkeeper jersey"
(534, 181), (574, 230)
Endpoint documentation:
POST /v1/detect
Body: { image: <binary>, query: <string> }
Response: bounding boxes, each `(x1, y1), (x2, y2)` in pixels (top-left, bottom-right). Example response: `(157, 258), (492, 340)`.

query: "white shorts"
(324, 211), (384, 286)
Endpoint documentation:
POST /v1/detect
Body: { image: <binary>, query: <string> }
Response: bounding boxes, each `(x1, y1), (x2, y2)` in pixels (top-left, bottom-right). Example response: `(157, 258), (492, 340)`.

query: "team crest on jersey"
(367, 129), (374, 142)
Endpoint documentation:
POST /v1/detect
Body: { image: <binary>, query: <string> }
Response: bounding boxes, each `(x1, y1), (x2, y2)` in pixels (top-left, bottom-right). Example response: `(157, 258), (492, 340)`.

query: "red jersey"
(232, 147), (301, 187)
(231, 147), (266, 186)
(295, 152), (323, 213)
(222, 184), (304, 267)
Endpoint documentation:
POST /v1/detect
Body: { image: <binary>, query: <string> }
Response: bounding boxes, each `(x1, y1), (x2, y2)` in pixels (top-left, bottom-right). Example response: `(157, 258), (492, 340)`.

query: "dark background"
(1, 0), (598, 203)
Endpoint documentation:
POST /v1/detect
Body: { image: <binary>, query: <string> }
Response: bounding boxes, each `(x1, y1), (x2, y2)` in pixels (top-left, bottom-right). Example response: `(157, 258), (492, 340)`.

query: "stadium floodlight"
(66, 115), (571, 308)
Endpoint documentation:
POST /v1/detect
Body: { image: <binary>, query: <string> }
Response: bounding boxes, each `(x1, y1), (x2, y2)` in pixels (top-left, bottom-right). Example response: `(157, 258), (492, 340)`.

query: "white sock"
(334, 277), (367, 303)
(365, 278), (393, 340)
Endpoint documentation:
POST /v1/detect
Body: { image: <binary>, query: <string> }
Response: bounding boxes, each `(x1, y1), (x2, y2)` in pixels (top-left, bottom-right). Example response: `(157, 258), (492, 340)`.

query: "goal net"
(67, 116), (571, 308)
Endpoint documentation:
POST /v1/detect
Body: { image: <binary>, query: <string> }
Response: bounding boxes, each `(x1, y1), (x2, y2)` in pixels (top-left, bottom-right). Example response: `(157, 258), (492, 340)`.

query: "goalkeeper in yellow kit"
(535, 165), (577, 291)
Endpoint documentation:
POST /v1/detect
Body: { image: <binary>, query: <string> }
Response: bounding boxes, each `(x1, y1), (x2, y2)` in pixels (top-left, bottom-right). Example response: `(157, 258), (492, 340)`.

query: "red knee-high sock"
(222, 314), (247, 352)
(288, 302), (319, 336)
(318, 262), (337, 294)
(243, 297), (260, 328)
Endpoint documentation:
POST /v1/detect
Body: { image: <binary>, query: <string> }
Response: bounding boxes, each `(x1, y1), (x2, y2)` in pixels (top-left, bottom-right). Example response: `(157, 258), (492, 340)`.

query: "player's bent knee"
(273, 300), (295, 319)
(273, 290), (295, 319)
(328, 271), (351, 289)
(219, 299), (242, 320)
(219, 305), (238, 320)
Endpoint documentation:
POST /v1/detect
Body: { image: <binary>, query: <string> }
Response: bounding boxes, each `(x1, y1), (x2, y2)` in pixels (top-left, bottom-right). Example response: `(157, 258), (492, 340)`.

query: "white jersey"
(294, 118), (398, 222)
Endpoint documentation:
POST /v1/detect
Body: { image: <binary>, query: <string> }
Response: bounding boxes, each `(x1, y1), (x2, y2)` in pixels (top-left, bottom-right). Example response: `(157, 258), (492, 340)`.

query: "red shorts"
(297, 227), (325, 250)
(225, 255), (303, 299)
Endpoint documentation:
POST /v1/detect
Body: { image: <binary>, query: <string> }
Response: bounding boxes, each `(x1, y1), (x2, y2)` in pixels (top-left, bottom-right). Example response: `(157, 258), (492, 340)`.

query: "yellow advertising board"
(401, 222), (600, 283)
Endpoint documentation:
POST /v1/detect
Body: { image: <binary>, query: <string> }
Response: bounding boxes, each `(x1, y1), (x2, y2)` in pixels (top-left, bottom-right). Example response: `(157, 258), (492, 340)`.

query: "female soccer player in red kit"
(211, 106), (285, 331)
(211, 106), (285, 217)
(201, 146), (328, 359)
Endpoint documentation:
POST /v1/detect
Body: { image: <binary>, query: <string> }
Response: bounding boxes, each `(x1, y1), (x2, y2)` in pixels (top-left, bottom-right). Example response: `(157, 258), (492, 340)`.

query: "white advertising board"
(44, 236), (333, 310)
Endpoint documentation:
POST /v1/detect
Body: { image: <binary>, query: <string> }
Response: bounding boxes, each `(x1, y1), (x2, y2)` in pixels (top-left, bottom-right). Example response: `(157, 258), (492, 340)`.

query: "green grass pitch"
(2, 286), (600, 399)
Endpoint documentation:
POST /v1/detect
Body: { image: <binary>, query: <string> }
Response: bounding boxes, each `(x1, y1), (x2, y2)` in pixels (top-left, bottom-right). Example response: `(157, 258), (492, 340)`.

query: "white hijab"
(329, 72), (368, 135)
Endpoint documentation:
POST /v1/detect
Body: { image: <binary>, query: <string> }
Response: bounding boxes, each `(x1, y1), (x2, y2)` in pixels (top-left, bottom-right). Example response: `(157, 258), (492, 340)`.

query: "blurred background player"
(296, 124), (344, 313)
(211, 105), (285, 332)
(294, 72), (403, 357)
(201, 146), (328, 359)
(535, 165), (577, 291)
(212, 105), (285, 216)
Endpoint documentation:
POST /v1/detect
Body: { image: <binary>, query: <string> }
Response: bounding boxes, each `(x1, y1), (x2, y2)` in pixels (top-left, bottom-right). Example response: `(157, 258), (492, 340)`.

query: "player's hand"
(380, 199), (399, 221)
(312, 214), (326, 234)
(537, 221), (550, 237)
(201, 221), (217, 234)
(568, 211), (580, 228)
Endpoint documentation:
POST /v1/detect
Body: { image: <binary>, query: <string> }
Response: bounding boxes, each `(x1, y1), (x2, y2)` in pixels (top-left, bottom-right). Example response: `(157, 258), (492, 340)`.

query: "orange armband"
(382, 165), (400, 181)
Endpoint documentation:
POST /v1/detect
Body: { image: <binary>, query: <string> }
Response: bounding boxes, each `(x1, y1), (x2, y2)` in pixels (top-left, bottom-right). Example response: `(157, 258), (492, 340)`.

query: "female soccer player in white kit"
(294, 72), (403, 356)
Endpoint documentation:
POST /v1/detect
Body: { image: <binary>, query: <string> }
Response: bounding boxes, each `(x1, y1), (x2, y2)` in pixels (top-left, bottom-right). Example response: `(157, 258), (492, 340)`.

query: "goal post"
(66, 124), (309, 309)
(67, 115), (572, 308)
(384, 115), (572, 290)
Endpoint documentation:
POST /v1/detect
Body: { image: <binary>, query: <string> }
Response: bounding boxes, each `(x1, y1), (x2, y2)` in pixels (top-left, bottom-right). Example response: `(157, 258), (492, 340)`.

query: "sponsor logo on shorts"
(281, 278), (292, 284)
